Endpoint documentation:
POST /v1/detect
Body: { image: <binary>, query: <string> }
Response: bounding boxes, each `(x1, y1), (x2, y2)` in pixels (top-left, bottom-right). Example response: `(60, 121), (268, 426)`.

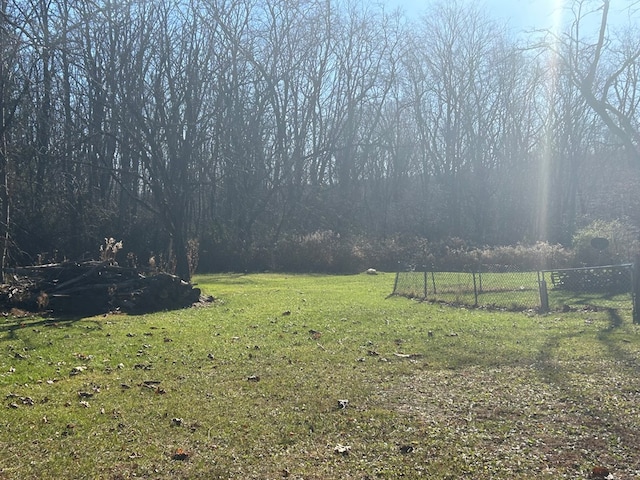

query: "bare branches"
(565, 0), (640, 161)
(1, 0), (640, 270)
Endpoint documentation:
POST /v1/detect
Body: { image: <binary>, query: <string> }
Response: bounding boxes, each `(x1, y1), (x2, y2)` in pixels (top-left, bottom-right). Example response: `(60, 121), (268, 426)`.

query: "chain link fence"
(391, 264), (634, 313)
(540, 264), (633, 312)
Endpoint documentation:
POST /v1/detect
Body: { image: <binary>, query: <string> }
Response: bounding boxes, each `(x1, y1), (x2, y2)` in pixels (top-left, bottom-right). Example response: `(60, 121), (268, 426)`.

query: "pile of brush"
(1, 261), (204, 316)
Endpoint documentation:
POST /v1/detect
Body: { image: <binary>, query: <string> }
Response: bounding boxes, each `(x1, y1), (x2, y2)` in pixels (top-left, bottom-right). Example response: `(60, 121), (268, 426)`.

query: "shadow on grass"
(535, 307), (629, 384)
(603, 307), (624, 330)
(549, 290), (633, 312)
(198, 273), (253, 285)
(532, 307), (640, 455)
(595, 307), (640, 374)
(534, 330), (583, 384)
(0, 314), (102, 341)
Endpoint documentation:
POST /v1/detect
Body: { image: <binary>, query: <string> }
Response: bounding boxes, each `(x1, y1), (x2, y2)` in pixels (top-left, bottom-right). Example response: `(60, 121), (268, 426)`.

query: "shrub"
(357, 235), (430, 272)
(572, 219), (640, 266)
(270, 235), (575, 274)
(389, 239), (572, 272)
(475, 242), (572, 271)
(273, 230), (366, 273)
(200, 232), (584, 274)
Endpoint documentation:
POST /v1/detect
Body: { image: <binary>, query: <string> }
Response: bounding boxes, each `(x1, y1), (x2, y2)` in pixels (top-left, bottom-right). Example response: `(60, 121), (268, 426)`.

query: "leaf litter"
(380, 364), (640, 478)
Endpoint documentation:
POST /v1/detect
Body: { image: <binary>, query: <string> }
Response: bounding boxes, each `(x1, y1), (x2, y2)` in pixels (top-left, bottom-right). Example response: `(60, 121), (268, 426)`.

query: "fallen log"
(1, 261), (204, 316)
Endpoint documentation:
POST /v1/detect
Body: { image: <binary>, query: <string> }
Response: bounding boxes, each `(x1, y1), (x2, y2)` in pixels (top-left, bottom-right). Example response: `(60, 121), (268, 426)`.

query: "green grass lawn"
(2, 272), (640, 479)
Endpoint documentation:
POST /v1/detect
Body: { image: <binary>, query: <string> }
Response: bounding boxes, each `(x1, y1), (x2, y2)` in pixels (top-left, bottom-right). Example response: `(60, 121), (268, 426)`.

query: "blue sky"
(384, 0), (632, 34)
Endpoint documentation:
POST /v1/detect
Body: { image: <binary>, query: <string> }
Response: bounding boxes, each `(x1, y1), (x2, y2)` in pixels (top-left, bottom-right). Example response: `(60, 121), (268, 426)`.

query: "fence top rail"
(541, 263), (633, 274)
(400, 267), (539, 272)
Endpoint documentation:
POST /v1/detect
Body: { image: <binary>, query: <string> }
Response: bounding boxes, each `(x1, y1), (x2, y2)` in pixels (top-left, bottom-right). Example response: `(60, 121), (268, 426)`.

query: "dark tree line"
(0, 0), (639, 279)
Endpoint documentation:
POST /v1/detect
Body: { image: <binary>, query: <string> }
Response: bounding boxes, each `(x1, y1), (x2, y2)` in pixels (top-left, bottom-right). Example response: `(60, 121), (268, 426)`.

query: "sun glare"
(550, 0), (568, 34)
(537, 0), (567, 241)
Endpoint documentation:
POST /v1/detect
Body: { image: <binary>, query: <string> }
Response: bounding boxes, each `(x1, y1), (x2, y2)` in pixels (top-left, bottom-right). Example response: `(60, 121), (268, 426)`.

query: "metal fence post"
(472, 271), (478, 306)
(633, 257), (640, 324)
(423, 271), (427, 299)
(431, 271), (437, 295)
(538, 271), (549, 313)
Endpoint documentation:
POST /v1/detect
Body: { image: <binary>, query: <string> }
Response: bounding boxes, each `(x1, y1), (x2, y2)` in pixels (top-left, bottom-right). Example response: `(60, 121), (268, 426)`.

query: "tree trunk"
(0, 0), (11, 280)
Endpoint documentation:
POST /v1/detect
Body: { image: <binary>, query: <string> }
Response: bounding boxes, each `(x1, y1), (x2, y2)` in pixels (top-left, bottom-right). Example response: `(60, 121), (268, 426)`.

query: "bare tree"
(118, 0), (215, 279)
(562, 0), (640, 161)
(410, 0), (521, 241)
(534, 44), (600, 243)
(0, 0), (15, 276)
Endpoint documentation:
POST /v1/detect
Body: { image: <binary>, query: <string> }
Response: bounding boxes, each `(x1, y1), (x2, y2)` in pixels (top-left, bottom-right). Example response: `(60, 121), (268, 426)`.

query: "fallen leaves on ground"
(333, 444), (351, 456)
(378, 364), (640, 479)
(171, 448), (190, 461)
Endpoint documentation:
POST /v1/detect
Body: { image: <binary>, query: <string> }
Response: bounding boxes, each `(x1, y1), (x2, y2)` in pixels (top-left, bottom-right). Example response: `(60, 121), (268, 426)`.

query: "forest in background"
(1, 0), (639, 279)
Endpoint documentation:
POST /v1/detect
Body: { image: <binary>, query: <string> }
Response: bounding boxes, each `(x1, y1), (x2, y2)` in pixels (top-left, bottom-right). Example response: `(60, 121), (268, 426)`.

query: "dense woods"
(0, 0), (639, 278)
